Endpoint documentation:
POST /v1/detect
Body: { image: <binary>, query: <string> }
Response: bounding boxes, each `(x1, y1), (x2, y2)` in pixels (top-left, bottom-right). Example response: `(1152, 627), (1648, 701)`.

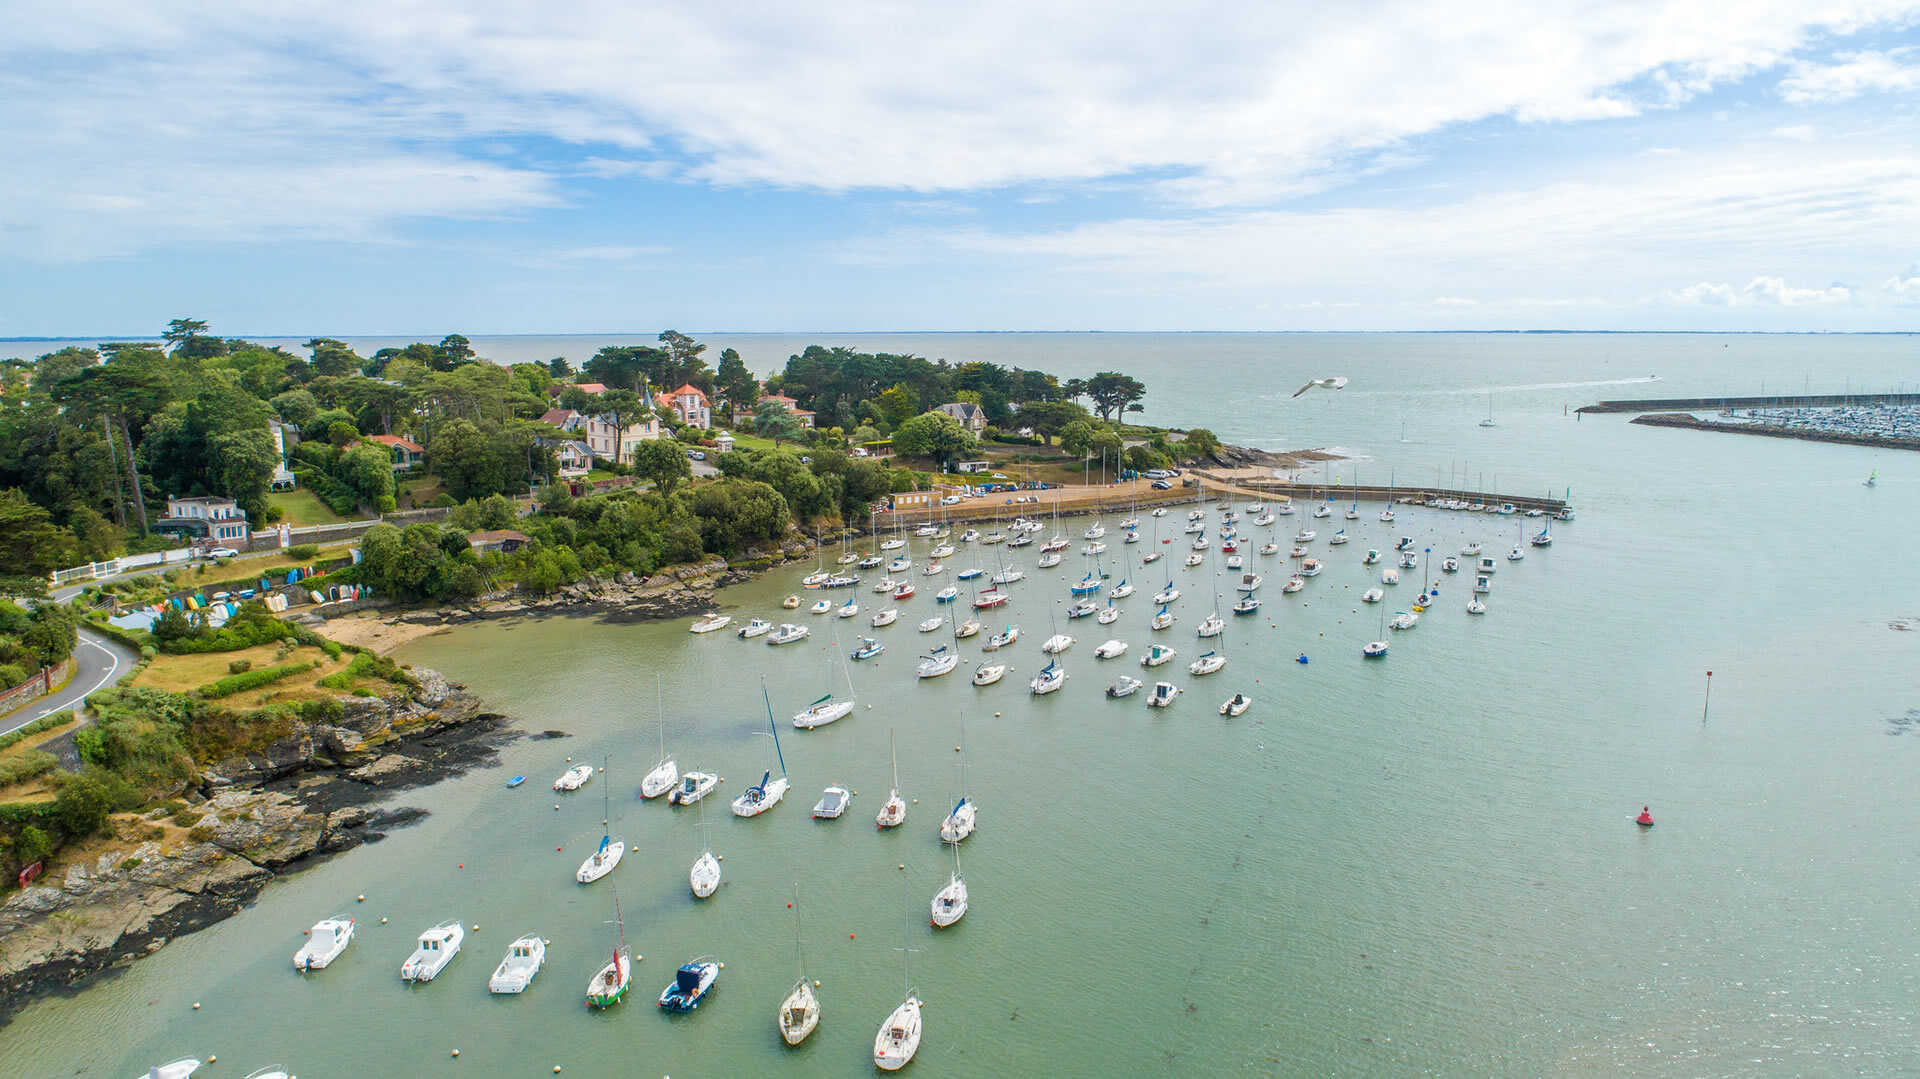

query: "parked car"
(940, 495), (963, 505)
(207, 546), (240, 558)
(1151, 480), (1173, 490)
(687, 449), (707, 460)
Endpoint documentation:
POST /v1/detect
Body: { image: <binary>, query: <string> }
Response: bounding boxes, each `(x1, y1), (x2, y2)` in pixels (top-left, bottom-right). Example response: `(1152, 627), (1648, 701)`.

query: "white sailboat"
(585, 885), (631, 1008)
(794, 641), (857, 729)
(779, 886), (821, 1045)
(690, 799), (721, 898)
(930, 843), (968, 929)
(972, 663), (1006, 686)
(877, 730), (907, 829)
(732, 680), (793, 817)
(874, 883), (925, 1072)
(576, 765), (625, 884)
(941, 740), (977, 843)
(641, 707), (677, 799)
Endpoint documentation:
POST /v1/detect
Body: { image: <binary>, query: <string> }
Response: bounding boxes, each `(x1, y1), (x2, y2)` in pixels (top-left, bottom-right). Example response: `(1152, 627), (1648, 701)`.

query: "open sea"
(4, 333), (1919, 1077)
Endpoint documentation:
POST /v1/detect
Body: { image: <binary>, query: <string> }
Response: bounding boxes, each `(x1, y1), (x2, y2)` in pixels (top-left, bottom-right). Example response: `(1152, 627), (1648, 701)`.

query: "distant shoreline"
(7, 329), (1917, 346)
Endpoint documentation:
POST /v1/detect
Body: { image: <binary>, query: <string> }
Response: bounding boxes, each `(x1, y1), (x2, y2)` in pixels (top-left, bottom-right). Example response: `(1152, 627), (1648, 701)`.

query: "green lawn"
(268, 488), (352, 527)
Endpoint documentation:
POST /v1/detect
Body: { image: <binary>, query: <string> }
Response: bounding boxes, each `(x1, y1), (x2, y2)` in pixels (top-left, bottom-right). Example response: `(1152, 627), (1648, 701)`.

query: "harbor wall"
(1629, 412), (1920, 452)
(1578, 392), (1920, 414)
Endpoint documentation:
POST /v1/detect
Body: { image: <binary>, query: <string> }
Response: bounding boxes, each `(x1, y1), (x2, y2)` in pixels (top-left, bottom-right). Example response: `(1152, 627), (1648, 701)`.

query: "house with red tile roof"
(665, 384), (712, 429)
(366, 433), (425, 470)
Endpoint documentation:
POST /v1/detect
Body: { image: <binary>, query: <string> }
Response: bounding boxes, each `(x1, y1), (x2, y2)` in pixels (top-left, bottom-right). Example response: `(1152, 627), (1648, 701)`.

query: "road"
(0, 632), (136, 740)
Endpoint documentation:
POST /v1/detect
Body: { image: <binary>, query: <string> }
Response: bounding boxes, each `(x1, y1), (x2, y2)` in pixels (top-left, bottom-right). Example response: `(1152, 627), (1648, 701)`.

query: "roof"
(573, 382), (609, 395)
(368, 434), (425, 453)
(558, 440), (592, 457)
(167, 495), (238, 506)
(668, 384), (710, 402)
(539, 408), (582, 428)
(760, 393), (799, 405)
(467, 529), (531, 546)
(939, 401), (984, 418)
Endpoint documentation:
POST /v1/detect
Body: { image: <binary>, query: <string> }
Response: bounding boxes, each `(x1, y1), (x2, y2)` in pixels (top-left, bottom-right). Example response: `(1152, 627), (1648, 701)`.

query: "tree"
(548, 356), (573, 378)
(339, 443), (398, 506)
(658, 330), (711, 390)
(596, 388), (647, 465)
(715, 348), (755, 424)
(630, 438), (692, 495)
(752, 401), (801, 446)
(1061, 377), (1088, 406)
(875, 384), (919, 428)
(585, 345), (661, 392)
(433, 334), (476, 371)
(1085, 371), (1147, 423)
(208, 429), (280, 521)
(54, 772), (113, 837)
(1011, 400), (1090, 443)
(1058, 420), (1096, 459)
(891, 411), (976, 471)
(163, 318), (209, 353)
(850, 424), (880, 446)
(23, 605), (77, 665)
(0, 489), (76, 577)
(1180, 427), (1222, 461)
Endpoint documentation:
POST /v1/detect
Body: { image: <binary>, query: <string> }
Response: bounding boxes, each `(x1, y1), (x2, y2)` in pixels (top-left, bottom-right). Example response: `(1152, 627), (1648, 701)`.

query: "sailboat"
(873, 881), (925, 1071)
(794, 639), (857, 729)
(1865, 469), (1877, 488)
(1363, 605), (1389, 658)
(1479, 390), (1496, 427)
(877, 730), (906, 829)
(690, 796), (720, 898)
(930, 842), (968, 928)
(941, 739), (977, 844)
(576, 761), (625, 884)
(779, 885), (820, 1045)
(732, 680), (792, 817)
(641, 678), (677, 798)
(585, 884), (631, 1008)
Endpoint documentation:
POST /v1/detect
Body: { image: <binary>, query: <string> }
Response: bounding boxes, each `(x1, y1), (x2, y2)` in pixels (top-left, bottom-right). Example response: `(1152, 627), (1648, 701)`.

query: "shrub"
(285, 544), (320, 560)
(227, 659), (253, 675)
(198, 662), (311, 699)
(0, 710), (74, 752)
(54, 772), (113, 837)
(139, 645), (157, 661)
(0, 751), (57, 787)
(317, 650), (414, 691)
(187, 825), (216, 843)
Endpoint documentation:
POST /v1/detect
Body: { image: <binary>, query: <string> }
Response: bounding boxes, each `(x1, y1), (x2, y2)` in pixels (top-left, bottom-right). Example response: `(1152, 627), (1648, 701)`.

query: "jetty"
(1577, 392), (1920, 415)
(1194, 473), (1568, 514)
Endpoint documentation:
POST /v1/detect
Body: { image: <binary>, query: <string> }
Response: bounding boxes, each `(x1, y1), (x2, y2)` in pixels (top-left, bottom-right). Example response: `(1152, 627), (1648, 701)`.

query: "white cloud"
(1668, 276), (1853, 306)
(5, 0), (1920, 260)
(549, 245), (669, 261)
(1771, 123), (1818, 140)
(1884, 270), (1920, 301)
(1432, 297), (1480, 306)
(1780, 47), (1920, 102)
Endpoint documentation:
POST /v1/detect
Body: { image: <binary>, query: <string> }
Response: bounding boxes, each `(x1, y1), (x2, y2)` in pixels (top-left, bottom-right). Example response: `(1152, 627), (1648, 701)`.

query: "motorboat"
(553, 763), (594, 792)
(1041, 633), (1074, 654)
(1237, 572), (1263, 592)
(1466, 598), (1487, 614)
(1299, 558), (1323, 576)
(1362, 639), (1389, 658)
(892, 583), (916, 600)
(1395, 537), (1415, 551)
(1151, 607), (1175, 630)
(1328, 530), (1348, 545)
(871, 608), (898, 627)
(1107, 675), (1143, 697)
(1219, 694), (1251, 717)
(1473, 574), (1491, 594)
(1189, 651), (1225, 676)
(668, 771), (719, 805)
(577, 835), (625, 883)
(962, 528), (982, 543)
(1147, 681), (1180, 708)
(1507, 546), (1525, 561)
(972, 663), (1006, 686)
(874, 995), (925, 1071)
(794, 694), (856, 729)
(809, 599), (832, 615)
(1028, 659), (1067, 694)
(1363, 549), (1381, 565)
(1389, 611), (1420, 631)
(956, 567), (983, 580)
(732, 770), (792, 817)
(917, 646), (959, 678)
(658, 959), (719, 1012)
(1381, 569), (1399, 585)
(941, 797), (977, 843)
(955, 619), (982, 638)
(1478, 556), (1498, 573)
(1096, 605), (1120, 624)
(984, 625), (1020, 650)
(1153, 585), (1181, 604)
(930, 853), (968, 929)
(294, 915), (355, 971)
(1067, 599), (1098, 619)
(507, 775), (525, 788)
(400, 921), (464, 982)
(690, 613), (732, 634)
(1281, 576), (1304, 593)
(139, 1062), (202, 1079)
(1095, 639), (1129, 659)
(1225, 553), (1244, 570)
(1361, 588), (1384, 604)
(813, 785), (851, 819)
(851, 636), (886, 661)
(1461, 542), (1483, 555)
(690, 848), (720, 898)
(917, 616), (943, 633)
(768, 623), (811, 645)
(1196, 614), (1224, 638)
(1111, 580), (1136, 599)
(1140, 644), (1177, 667)
(1184, 552), (1204, 567)
(737, 618), (773, 639)
(1231, 595), (1261, 615)
(1441, 557), (1459, 573)
(488, 934), (546, 994)
(837, 599), (860, 618)
(935, 585), (959, 603)
(1398, 552), (1417, 569)
(1082, 541), (1108, 555)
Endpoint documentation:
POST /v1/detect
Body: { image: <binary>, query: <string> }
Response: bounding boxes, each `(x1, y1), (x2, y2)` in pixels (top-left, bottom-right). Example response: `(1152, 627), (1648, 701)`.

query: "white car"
(941, 495), (964, 505)
(206, 546), (239, 558)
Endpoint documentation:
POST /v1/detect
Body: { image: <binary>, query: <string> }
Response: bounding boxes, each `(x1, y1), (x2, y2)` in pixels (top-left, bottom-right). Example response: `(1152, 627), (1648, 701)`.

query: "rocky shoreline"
(0, 667), (514, 1023)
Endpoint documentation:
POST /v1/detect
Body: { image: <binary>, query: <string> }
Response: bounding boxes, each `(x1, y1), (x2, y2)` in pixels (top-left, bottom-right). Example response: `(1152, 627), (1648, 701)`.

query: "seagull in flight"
(1291, 376), (1349, 398)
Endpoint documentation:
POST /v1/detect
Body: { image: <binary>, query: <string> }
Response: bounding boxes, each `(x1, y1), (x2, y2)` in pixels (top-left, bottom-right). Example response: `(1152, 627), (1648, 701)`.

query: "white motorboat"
(1328, 530), (1348, 545)
(1389, 611), (1420, 631)
(1441, 557), (1459, 573)
(871, 608), (898, 627)
(1219, 694), (1251, 717)
(732, 770), (792, 817)
(1395, 537), (1416, 551)
(852, 636), (885, 660)
(1473, 574), (1492, 594)
(918, 616), (944, 633)
(1363, 639), (1389, 658)
(1095, 639), (1129, 659)
(400, 920), (464, 982)
(1082, 541), (1108, 555)
(972, 663), (1006, 686)
(690, 613), (732, 634)
(1107, 675), (1143, 697)
(668, 770), (719, 805)
(293, 915), (355, 971)
(577, 836), (625, 883)
(1196, 614), (1224, 638)
(1381, 568), (1399, 585)
(1300, 558), (1323, 576)
(488, 934), (546, 994)
(1361, 588), (1384, 604)
(1461, 542), (1483, 555)
(984, 625), (1020, 650)
(1466, 598), (1487, 614)
(783, 593), (802, 609)
(917, 646), (959, 678)
(1041, 633), (1074, 654)
(809, 599), (833, 615)
(553, 763), (593, 792)
(1151, 607), (1175, 630)
(1478, 556), (1498, 574)
(768, 623), (811, 645)
(812, 785), (851, 819)
(1096, 605), (1120, 625)
(874, 995), (925, 1072)
(1189, 651), (1226, 675)
(1225, 553), (1244, 570)
(1507, 545), (1525, 561)
(1281, 576), (1304, 593)
(141, 1062), (203, 1079)
(941, 797), (977, 843)
(1237, 572), (1263, 593)
(962, 528), (982, 543)
(1147, 681), (1180, 708)
(1363, 549), (1381, 564)
(737, 618), (773, 639)
(1398, 552), (1417, 569)
(794, 695), (855, 729)
(1140, 643), (1177, 667)
(930, 846), (968, 929)
(1028, 658), (1067, 694)
(1153, 585), (1181, 604)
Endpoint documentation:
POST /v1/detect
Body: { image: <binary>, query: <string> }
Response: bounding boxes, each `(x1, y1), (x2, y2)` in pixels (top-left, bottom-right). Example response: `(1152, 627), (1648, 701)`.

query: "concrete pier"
(1578, 392), (1920, 414)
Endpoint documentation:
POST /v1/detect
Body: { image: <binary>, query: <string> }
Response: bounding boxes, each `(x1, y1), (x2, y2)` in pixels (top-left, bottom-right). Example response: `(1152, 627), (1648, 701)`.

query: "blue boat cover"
(675, 963), (705, 993)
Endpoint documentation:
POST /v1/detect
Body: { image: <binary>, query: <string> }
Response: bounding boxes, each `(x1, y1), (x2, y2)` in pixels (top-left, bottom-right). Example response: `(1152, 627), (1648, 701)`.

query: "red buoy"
(1636, 806), (1654, 827)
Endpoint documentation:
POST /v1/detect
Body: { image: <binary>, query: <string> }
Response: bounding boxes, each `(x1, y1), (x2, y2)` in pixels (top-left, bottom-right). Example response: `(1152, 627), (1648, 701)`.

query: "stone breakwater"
(0, 668), (509, 1022)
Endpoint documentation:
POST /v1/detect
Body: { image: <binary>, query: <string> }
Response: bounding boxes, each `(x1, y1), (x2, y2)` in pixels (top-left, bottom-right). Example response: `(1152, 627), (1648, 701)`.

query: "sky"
(3, 1), (1919, 334)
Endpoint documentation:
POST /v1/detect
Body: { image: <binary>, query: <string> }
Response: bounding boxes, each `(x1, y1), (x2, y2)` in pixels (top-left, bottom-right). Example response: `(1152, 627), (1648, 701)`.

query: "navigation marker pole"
(1701, 670), (1713, 724)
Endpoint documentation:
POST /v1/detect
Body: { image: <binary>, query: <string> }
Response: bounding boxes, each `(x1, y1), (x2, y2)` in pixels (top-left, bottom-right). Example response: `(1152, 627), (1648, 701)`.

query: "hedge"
(316, 650), (413, 691)
(0, 751), (58, 788)
(0, 710), (74, 753)
(197, 662), (315, 699)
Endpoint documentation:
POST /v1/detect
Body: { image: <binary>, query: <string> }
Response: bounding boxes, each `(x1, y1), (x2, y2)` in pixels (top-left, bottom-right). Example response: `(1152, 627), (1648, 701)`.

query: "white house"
(267, 419), (298, 490)
(540, 407), (659, 464)
(555, 440), (593, 478)
(758, 393), (816, 429)
(158, 495), (250, 543)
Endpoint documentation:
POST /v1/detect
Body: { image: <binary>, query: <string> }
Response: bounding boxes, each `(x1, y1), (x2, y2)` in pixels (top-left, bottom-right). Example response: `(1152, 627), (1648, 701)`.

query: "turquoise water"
(5, 334), (1919, 1077)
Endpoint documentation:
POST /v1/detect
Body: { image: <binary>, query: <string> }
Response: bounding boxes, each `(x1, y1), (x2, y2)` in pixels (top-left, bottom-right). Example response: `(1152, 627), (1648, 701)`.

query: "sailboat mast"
(761, 677), (788, 776)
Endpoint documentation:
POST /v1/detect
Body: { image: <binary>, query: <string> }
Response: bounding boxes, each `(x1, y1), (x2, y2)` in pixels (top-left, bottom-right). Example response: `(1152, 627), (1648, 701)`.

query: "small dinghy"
(984, 625), (1020, 650)
(955, 619), (981, 638)
(294, 915), (355, 971)
(553, 763), (594, 792)
(971, 663), (1006, 686)
(488, 934), (546, 994)
(1189, 651), (1226, 676)
(1361, 588), (1384, 603)
(782, 594), (801, 609)
(737, 618), (773, 639)
(918, 616), (944, 633)
(1140, 643), (1176, 667)
(871, 608), (898, 627)
(1095, 639), (1129, 659)
(917, 646), (959, 678)
(506, 775), (526, 788)
(809, 599), (833, 615)
(1107, 674), (1143, 698)
(659, 959), (720, 1012)
(1219, 694), (1251, 717)
(1028, 658), (1067, 694)
(668, 771), (719, 805)
(400, 920), (463, 982)
(690, 613), (732, 634)
(812, 785), (851, 819)
(1147, 681), (1180, 708)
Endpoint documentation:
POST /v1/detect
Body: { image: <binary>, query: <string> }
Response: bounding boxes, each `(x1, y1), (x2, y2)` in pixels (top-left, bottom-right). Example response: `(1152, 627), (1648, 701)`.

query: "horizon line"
(4, 329), (1917, 343)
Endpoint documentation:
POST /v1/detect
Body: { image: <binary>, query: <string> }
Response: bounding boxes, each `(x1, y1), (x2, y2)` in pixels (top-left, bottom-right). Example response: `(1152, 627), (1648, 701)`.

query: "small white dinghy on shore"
(488, 934), (546, 994)
(293, 915), (355, 971)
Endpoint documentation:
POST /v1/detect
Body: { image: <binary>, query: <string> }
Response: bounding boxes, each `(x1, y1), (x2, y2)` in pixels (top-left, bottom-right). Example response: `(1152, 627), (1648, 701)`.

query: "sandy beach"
(316, 612), (448, 655)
